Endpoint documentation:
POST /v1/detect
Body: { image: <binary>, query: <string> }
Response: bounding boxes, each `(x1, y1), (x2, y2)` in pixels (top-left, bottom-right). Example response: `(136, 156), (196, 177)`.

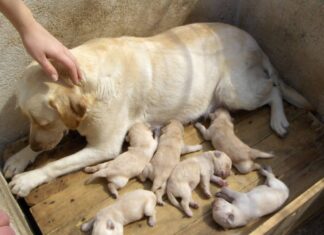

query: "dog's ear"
(226, 213), (235, 224)
(49, 92), (87, 129)
(106, 219), (115, 230)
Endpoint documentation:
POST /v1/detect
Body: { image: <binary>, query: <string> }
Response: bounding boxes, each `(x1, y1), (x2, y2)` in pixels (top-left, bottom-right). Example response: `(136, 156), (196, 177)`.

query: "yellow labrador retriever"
(4, 23), (310, 197)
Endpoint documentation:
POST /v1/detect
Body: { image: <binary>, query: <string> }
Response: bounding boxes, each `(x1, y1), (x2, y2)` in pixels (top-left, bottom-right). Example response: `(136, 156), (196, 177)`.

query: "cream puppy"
(139, 119), (202, 205)
(212, 167), (289, 229)
(167, 151), (232, 217)
(195, 108), (273, 173)
(84, 123), (157, 198)
(81, 189), (156, 235)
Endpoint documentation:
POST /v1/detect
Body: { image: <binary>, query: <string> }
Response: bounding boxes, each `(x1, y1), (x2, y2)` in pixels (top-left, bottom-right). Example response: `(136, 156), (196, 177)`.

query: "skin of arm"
(0, 0), (81, 84)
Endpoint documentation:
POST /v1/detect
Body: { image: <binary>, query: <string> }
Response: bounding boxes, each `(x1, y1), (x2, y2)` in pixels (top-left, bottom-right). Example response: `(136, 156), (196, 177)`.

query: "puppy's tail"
(249, 148), (274, 159)
(167, 190), (180, 208)
(262, 54), (313, 110)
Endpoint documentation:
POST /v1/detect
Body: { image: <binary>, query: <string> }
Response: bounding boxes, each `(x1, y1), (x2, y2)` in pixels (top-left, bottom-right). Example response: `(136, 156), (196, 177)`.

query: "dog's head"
(161, 119), (184, 136)
(212, 151), (232, 179)
(17, 63), (89, 151)
(212, 198), (247, 229)
(209, 108), (232, 123)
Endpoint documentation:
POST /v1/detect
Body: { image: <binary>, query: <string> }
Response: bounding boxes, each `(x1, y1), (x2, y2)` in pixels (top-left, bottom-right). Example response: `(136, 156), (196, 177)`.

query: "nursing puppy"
(212, 167), (289, 229)
(6, 23), (311, 197)
(81, 189), (156, 235)
(139, 119), (202, 205)
(195, 108), (273, 173)
(84, 123), (157, 198)
(167, 151), (232, 217)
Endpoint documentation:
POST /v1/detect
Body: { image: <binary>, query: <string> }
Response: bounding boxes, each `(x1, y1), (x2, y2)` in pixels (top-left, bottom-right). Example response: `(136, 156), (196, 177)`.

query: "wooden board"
(4, 104), (324, 235)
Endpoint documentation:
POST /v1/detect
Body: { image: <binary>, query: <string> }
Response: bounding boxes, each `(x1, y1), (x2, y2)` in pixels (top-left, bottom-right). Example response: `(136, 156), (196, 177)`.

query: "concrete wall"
(237, 0), (324, 119)
(0, 0), (199, 153)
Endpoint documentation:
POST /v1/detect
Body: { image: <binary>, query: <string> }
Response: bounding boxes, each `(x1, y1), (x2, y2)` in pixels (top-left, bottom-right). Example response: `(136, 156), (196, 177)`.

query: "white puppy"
(81, 189), (156, 235)
(212, 167), (289, 229)
(167, 150), (232, 217)
(195, 108), (273, 173)
(6, 23), (310, 197)
(139, 119), (202, 205)
(84, 123), (157, 198)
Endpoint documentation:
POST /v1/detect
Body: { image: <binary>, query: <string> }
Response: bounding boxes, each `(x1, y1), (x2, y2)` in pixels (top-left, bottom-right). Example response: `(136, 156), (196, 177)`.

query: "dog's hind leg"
(108, 177), (129, 198)
(144, 198), (157, 227)
(181, 144), (202, 155)
(181, 194), (193, 217)
(269, 87), (289, 137)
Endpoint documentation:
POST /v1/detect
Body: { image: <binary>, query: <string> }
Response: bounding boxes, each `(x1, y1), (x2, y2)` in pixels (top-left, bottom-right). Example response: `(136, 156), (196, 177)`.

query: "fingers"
(48, 49), (80, 85)
(0, 211), (10, 226)
(38, 56), (59, 81)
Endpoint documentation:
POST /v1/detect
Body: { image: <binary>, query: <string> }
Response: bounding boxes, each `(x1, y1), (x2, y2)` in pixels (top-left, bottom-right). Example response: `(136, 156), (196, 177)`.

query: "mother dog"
(4, 23), (310, 197)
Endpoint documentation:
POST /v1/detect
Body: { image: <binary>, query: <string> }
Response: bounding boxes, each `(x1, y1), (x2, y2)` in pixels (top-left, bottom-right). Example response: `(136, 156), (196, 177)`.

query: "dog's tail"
(249, 148), (274, 159)
(167, 190), (180, 208)
(262, 54), (313, 110)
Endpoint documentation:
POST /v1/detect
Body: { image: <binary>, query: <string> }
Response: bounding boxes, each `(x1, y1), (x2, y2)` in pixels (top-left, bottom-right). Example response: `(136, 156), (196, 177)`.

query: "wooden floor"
(5, 104), (324, 235)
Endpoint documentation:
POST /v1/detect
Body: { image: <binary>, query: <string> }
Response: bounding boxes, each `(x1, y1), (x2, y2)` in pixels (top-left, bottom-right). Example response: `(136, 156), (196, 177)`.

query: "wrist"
(16, 16), (38, 37)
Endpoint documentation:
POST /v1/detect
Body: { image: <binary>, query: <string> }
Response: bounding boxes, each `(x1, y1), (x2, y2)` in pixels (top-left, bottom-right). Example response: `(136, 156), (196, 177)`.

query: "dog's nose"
(30, 142), (44, 152)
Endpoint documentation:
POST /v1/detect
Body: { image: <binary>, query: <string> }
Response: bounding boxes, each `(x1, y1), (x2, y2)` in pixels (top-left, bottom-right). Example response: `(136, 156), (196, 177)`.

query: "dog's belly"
(141, 23), (273, 124)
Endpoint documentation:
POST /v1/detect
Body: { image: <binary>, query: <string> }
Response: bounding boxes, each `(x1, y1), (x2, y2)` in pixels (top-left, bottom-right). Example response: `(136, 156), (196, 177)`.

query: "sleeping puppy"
(5, 23), (311, 197)
(81, 189), (156, 235)
(195, 108), (273, 173)
(139, 119), (202, 205)
(212, 166), (289, 229)
(84, 123), (157, 198)
(167, 150), (232, 217)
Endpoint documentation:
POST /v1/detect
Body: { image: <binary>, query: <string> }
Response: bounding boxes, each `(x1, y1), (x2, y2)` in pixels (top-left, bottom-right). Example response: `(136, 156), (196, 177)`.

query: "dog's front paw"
(3, 155), (31, 179)
(9, 169), (49, 197)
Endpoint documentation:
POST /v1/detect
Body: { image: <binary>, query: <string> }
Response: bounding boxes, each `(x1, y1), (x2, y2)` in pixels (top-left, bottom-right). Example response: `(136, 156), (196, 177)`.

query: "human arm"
(0, 0), (81, 84)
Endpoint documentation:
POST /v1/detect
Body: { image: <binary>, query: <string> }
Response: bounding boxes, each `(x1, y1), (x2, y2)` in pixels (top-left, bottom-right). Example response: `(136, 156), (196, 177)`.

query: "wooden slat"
(0, 173), (33, 235)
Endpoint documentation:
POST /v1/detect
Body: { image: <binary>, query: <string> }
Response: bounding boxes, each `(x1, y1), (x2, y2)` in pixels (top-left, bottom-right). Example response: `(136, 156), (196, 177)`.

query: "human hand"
(20, 22), (82, 84)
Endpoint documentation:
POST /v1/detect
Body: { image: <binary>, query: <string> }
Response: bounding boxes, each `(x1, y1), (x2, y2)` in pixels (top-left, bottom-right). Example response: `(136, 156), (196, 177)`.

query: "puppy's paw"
(184, 209), (193, 217)
(9, 169), (49, 197)
(157, 199), (165, 206)
(189, 201), (199, 209)
(84, 166), (99, 173)
(204, 192), (212, 199)
(148, 216), (156, 227)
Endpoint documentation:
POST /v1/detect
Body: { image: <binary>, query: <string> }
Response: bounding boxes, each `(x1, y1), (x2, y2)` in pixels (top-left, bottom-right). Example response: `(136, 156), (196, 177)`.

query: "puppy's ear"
(106, 219), (115, 230)
(214, 150), (222, 158)
(125, 133), (130, 143)
(227, 213), (234, 224)
(49, 92), (87, 129)
(81, 218), (95, 232)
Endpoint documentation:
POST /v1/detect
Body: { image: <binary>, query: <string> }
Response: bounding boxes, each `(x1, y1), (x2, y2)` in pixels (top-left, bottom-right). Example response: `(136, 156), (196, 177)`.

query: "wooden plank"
(0, 173), (33, 235)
